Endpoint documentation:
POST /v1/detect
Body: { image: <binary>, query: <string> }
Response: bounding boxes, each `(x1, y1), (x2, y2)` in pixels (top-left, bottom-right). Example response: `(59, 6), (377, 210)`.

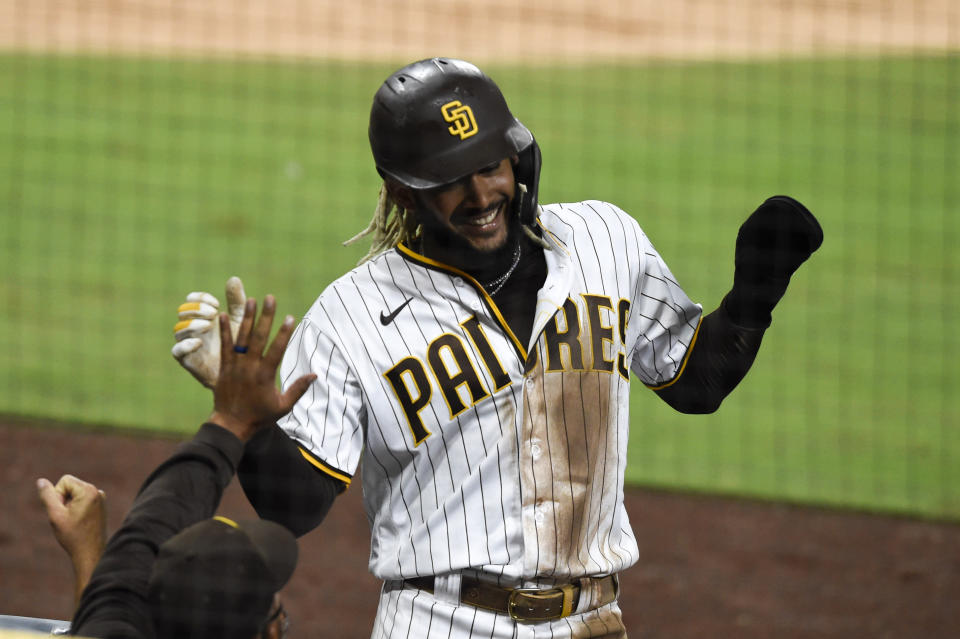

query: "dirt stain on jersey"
(520, 361), (622, 578)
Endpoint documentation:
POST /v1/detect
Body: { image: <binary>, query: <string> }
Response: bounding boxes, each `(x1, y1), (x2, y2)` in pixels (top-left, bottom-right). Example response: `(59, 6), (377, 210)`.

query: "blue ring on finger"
(233, 345), (249, 354)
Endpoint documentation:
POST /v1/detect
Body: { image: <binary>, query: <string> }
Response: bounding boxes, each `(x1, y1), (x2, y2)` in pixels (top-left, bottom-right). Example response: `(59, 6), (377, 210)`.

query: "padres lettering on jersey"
(278, 200), (702, 583)
(383, 296), (633, 448)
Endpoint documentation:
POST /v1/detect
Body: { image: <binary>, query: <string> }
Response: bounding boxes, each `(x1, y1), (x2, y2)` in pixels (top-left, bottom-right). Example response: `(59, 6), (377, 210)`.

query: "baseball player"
(173, 58), (822, 638)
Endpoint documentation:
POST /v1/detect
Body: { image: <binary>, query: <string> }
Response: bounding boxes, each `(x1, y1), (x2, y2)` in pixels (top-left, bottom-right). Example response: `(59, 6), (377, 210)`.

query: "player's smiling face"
(413, 157), (517, 255)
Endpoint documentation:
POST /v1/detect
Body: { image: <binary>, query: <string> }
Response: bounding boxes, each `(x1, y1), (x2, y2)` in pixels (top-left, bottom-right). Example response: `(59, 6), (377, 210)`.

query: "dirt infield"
(1, 0), (954, 61)
(2, 419), (958, 638)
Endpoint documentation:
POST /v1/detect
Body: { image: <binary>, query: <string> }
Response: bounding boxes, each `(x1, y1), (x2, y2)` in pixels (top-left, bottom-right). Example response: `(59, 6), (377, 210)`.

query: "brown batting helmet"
(369, 57), (542, 224)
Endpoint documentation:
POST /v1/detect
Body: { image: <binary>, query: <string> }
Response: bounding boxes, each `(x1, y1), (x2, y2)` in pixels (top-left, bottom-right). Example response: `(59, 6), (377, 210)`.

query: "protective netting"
(1, 1), (957, 518)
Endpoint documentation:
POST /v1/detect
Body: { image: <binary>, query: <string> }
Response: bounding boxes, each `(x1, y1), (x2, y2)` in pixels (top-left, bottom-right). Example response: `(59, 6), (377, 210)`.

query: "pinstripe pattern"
(277, 200), (699, 636)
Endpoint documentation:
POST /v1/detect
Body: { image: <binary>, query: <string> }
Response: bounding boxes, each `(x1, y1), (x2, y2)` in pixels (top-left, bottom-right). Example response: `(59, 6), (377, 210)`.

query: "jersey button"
(531, 443), (542, 458)
(453, 277), (464, 287)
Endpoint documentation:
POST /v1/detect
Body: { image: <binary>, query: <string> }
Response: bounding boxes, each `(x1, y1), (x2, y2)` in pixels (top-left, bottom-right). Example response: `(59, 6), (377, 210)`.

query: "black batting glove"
(722, 195), (823, 329)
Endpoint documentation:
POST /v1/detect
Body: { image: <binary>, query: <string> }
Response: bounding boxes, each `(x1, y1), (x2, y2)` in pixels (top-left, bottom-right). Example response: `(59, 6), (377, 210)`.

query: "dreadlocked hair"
(344, 181), (550, 264)
(343, 183), (422, 265)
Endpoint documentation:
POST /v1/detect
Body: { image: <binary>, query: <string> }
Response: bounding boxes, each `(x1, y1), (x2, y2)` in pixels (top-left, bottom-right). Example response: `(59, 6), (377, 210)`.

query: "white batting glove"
(171, 276), (247, 389)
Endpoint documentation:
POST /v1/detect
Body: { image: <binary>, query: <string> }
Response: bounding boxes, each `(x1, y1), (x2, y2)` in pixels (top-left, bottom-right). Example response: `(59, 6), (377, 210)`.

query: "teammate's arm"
(69, 296), (313, 638)
(171, 280), (351, 537)
(36, 474), (107, 608)
(655, 196), (822, 413)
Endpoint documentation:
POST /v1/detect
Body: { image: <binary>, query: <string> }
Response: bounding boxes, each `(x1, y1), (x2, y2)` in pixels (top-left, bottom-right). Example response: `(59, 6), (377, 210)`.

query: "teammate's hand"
(171, 276), (247, 389)
(209, 295), (316, 442)
(724, 196), (823, 328)
(37, 474), (107, 605)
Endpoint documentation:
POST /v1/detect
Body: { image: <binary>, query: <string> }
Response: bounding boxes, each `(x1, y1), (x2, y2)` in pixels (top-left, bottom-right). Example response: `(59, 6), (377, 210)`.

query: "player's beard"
(419, 191), (523, 282)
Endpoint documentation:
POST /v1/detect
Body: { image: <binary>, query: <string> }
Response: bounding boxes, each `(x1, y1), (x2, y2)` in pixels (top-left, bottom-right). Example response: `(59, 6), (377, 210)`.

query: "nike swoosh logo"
(379, 297), (414, 326)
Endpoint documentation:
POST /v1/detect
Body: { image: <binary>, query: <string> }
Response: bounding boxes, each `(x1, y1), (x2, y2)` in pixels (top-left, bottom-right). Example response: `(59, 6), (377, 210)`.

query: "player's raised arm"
(723, 195), (823, 329)
(171, 276), (247, 389)
(654, 195), (823, 413)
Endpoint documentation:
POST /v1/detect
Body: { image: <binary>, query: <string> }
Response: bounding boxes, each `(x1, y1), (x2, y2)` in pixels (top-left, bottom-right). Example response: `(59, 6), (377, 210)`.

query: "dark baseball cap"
(147, 516), (298, 638)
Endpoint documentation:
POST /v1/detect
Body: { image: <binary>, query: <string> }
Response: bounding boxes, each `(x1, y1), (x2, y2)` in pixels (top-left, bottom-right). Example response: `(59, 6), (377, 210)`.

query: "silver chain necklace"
(483, 242), (522, 296)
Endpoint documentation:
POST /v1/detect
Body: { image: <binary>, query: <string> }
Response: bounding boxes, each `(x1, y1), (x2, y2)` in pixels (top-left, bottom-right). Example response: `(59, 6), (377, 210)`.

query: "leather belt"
(402, 574), (618, 622)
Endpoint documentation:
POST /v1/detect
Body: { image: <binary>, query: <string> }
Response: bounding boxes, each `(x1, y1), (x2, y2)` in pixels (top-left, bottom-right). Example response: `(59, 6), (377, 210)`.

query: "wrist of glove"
(171, 276), (247, 389)
(725, 196), (823, 329)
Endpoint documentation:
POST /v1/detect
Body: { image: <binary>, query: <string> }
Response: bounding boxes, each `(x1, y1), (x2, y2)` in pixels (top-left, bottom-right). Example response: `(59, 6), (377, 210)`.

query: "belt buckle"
(507, 584), (576, 622)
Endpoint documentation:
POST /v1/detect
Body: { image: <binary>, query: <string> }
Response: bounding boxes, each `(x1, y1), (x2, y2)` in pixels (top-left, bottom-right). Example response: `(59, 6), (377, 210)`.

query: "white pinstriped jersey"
(278, 200), (702, 585)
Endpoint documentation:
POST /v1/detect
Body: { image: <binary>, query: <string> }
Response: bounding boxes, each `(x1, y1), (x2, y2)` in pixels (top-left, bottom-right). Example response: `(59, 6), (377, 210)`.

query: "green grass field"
(1, 53), (957, 519)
